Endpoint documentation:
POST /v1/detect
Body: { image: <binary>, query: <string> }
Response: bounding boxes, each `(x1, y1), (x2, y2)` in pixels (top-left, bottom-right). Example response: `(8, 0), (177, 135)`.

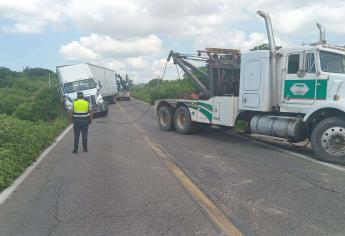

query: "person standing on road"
(69, 91), (93, 153)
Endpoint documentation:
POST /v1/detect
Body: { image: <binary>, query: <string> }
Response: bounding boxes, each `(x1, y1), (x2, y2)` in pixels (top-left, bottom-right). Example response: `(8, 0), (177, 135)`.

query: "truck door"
(283, 52), (318, 105)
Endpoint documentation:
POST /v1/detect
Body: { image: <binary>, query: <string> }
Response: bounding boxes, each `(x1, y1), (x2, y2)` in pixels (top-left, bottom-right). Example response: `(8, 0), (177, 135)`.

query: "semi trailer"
(155, 11), (345, 164)
(87, 63), (118, 104)
(56, 64), (108, 116)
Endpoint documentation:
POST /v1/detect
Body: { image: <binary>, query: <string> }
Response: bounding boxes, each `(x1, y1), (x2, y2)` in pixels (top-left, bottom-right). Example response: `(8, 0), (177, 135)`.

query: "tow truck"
(155, 11), (345, 164)
(116, 74), (131, 101)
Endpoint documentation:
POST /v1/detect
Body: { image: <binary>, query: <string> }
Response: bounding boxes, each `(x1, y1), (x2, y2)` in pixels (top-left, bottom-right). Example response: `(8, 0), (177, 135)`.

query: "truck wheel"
(101, 109), (108, 117)
(311, 117), (345, 164)
(109, 96), (116, 104)
(157, 106), (174, 131)
(174, 106), (196, 134)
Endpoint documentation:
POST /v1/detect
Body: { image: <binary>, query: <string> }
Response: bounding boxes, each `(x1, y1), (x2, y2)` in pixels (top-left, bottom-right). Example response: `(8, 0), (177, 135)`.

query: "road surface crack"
(46, 181), (65, 236)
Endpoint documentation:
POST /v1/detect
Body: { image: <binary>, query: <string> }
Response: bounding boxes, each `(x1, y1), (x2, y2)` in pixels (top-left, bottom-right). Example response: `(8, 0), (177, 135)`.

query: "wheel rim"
(321, 126), (345, 156)
(177, 111), (187, 129)
(159, 111), (168, 126)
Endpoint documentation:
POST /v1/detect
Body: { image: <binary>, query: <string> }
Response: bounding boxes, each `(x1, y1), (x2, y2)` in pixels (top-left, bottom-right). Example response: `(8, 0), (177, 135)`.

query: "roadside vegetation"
(0, 67), (67, 191)
(131, 66), (209, 104)
(131, 78), (197, 104)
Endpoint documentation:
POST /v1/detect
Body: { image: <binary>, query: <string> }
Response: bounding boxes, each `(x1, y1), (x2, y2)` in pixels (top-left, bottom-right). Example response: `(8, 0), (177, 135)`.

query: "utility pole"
(48, 74), (51, 87)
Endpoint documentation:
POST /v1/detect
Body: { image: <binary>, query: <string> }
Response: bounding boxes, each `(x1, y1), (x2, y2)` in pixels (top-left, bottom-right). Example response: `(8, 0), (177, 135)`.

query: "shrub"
(0, 67), (67, 191)
(23, 87), (65, 122)
(13, 103), (34, 121)
(0, 115), (67, 190)
(131, 78), (197, 104)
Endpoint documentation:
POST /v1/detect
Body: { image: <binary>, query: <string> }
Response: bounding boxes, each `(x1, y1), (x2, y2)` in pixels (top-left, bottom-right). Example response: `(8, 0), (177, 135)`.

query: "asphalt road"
(1, 99), (345, 236)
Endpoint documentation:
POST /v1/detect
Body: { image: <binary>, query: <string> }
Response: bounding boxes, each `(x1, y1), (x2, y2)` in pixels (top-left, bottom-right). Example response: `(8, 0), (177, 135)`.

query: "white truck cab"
(279, 46), (345, 115)
(240, 45), (345, 115)
(56, 64), (108, 116)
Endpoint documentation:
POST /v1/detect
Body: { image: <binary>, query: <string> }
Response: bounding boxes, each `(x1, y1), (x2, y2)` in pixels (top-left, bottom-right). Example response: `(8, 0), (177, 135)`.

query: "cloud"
(59, 33), (165, 83)
(60, 34), (162, 59)
(77, 34), (162, 57)
(2, 0), (345, 37)
(64, 0), (152, 38)
(59, 41), (100, 61)
(2, 22), (44, 33)
(125, 57), (149, 70)
(0, 0), (65, 33)
(274, 4), (345, 35)
(4, 0), (345, 82)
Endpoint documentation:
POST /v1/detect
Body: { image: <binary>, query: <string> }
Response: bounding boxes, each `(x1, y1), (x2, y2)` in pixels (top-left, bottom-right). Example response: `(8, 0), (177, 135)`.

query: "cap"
(77, 91), (84, 98)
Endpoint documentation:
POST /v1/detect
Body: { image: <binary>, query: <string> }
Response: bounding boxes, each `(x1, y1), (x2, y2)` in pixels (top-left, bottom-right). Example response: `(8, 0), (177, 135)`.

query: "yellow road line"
(118, 103), (244, 236)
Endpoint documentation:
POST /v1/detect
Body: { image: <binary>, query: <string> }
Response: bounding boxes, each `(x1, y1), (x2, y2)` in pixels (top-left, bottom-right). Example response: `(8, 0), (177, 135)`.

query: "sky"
(1, 0), (345, 83)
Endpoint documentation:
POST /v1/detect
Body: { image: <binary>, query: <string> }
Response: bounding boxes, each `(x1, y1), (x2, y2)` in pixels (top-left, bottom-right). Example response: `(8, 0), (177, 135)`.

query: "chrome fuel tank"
(250, 115), (307, 142)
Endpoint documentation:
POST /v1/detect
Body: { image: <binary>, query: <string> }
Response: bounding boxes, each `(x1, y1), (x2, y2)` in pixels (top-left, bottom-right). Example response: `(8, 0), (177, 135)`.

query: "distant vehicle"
(87, 63), (118, 104)
(116, 74), (131, 101)
(56, 64), (108, 116)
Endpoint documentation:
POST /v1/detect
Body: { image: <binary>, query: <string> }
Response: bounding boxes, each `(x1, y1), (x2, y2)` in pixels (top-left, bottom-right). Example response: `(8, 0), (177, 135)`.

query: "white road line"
(131, 98), (345, 172)
(0, 125), (73, 206)
(227, 131), (345, 172)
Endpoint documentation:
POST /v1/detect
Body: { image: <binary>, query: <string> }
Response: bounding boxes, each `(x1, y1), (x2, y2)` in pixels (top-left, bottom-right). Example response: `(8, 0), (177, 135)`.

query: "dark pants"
(73, 117), (89, 151)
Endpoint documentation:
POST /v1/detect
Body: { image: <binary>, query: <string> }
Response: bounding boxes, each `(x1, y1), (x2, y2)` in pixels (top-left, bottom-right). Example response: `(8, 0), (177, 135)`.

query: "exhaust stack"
(317, 23), (326, 44)
(257, 11), (276, 55)
(257, 10), (278, 110)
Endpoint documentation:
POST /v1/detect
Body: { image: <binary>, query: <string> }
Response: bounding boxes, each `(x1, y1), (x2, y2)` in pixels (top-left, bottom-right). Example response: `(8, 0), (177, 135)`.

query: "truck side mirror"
(297, 52), (306, 78)
(98, 81), (102, 88)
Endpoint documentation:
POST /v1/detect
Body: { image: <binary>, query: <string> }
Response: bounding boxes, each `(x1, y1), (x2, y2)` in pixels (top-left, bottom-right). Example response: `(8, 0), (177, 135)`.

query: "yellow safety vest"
(73, 99), (90, 117)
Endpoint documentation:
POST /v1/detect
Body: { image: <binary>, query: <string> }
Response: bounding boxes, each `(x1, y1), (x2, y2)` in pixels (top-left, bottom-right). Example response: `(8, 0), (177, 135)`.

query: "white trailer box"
(87, 63), (118, 104)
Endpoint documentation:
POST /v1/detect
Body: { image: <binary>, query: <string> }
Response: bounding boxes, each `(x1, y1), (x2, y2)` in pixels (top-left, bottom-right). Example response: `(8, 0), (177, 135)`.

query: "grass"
(0, 115), (68, 191)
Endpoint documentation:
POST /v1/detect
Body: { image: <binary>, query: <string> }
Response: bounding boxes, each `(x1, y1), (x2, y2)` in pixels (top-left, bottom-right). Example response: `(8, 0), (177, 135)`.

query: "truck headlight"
(65, 101), (73, 111)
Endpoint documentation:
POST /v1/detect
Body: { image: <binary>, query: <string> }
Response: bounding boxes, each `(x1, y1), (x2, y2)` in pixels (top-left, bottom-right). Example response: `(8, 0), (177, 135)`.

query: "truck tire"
(174, 106), (196, 134)
(108, 96), (116, 105)
(158, 106), (174, 131)
(311, 116), (345, 164)
(100, 109), (108, 117)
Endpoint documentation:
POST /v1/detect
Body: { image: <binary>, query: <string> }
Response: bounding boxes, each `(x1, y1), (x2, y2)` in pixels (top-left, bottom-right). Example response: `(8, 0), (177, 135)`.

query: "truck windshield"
(64, 78), (96, 93)
(320, 51), (345, 73)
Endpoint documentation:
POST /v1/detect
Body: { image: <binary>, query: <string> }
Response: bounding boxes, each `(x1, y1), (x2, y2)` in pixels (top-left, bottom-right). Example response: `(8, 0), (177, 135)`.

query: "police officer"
(69, 92), (93, 153)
